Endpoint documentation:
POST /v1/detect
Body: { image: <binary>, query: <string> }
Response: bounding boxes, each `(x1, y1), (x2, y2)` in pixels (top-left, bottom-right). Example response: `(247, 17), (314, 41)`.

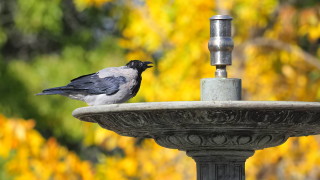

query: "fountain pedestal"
(187, 150), (253, 180)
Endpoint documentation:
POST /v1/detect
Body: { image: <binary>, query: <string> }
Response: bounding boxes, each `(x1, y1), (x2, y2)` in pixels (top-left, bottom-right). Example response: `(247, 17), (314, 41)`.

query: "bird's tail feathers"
(36, 86), (69, 95)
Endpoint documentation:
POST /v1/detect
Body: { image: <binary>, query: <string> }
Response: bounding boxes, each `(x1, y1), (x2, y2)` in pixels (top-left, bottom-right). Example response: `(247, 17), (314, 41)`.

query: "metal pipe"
(208, 15), (234, 78)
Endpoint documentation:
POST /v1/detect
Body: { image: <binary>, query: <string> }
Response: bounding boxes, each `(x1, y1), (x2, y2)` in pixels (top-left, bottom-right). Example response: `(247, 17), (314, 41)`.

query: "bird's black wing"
(67, 73), (127, 95)
(38, 73), (127, 95)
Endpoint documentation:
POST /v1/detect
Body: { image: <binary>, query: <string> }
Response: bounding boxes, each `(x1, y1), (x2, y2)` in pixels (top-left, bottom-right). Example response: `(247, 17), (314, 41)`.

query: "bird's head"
(126, 60), (153, 73)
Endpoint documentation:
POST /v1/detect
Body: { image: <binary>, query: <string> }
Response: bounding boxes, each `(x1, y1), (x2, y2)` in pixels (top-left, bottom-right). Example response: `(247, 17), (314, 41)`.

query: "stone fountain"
(72, 15), (320, 180)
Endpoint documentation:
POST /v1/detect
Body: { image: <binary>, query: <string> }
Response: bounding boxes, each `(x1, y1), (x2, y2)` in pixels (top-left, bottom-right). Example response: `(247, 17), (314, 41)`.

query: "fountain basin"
(72, 101), (320, 151)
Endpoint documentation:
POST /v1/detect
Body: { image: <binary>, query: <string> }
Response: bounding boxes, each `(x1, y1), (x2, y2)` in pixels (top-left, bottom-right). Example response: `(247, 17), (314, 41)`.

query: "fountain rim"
(73, 101), (320, 117)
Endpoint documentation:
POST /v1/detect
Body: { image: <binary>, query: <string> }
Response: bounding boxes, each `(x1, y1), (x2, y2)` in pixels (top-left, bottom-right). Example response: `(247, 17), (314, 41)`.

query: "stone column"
(187, 150), (254, 180)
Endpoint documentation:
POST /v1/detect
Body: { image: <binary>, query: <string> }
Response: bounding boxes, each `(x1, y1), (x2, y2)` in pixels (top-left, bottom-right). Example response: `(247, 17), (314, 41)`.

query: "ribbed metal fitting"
(208, 15), (234, 78)
(208, 15), (234, 66)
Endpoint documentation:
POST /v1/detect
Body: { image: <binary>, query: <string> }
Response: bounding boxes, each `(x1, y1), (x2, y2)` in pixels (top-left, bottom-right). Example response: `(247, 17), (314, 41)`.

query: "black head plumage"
(126, 60), (153, 73)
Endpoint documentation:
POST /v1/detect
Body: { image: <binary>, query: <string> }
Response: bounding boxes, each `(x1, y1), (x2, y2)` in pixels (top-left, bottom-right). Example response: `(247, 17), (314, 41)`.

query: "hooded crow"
(37, 60), (153, 106)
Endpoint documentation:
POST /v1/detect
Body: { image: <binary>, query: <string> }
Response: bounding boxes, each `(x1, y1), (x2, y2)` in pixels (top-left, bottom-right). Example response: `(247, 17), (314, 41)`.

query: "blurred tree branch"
(234, 37), (320, 70)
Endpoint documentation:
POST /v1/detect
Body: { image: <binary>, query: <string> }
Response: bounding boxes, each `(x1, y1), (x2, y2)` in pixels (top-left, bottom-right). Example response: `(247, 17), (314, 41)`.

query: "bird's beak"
(144, 61), (153, 68)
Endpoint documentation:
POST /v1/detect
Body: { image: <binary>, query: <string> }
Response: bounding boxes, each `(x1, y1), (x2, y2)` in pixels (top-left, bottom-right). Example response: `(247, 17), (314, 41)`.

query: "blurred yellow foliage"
(247, 136), (320, 180)
(0, 115), (94, 180)
(119, 0), (320, 103)
(0, 114), (196, 180)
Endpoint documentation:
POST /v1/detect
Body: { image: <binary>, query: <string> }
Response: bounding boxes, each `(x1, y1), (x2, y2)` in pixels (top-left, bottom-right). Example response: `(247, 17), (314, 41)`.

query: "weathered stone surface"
(73, 101), (320, 151)
(201, 78), (241, 101)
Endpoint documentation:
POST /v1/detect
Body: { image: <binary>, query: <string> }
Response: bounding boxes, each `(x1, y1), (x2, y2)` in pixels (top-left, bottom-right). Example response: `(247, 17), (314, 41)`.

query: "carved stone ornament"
(73, 101), (320, 180)
(73, 101), (320, 150)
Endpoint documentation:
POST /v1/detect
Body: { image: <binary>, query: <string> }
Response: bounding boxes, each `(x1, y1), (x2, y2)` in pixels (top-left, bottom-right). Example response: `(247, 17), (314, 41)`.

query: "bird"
(37, 60), (153, 106)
